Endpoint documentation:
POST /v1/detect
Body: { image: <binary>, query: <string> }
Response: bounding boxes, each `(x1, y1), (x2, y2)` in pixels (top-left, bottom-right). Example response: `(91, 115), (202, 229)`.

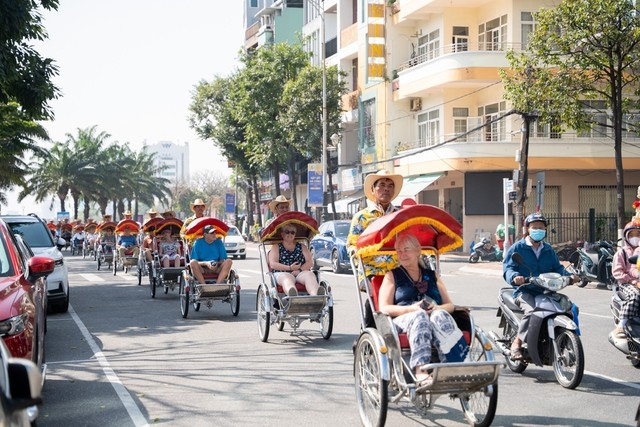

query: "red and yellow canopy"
(260, 211), (319, 244)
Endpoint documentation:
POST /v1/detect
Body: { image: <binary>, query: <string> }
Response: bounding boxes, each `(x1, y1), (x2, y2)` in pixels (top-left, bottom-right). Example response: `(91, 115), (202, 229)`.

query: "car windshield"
(6, 221), (53, 249)
(334, 222), (350, 238)
(227, 227), (240, 236)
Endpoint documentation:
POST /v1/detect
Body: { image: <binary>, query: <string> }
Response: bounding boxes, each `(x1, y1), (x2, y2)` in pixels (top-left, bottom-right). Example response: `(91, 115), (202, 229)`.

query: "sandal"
(415, 374), (433, 392)
(510, 347), (524, 361)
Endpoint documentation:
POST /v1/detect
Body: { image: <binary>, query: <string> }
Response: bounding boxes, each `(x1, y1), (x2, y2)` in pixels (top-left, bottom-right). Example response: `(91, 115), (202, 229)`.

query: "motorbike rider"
(502, 213), (579, 360)
(610, 221), (640, 342)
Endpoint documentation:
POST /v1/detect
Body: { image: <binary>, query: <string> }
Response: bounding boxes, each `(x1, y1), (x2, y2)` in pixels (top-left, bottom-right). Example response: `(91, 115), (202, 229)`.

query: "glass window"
(334, 222), (350, 238)
(479, 15), (507, 51)
(453, 107), (469, 137)
(417, 109), (440, 147)
(418, 29), (440, 63)
(6, 221), (54, 249)
(452, 26), (469, 52)
(250, 0), (258, 7)
(521, 11), (535, 48)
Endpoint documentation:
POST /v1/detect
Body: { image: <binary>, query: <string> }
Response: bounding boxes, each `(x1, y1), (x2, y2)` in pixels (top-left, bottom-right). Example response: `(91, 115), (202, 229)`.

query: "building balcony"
(393, 42), (516, 98)
(340, 23), (358, 49)
(393, 0), (492, 23)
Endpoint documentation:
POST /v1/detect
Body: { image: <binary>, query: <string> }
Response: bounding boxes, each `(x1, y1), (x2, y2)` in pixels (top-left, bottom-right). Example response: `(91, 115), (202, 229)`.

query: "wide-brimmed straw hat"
(147, 208), (158, 216)
(161, 210), (176, 218)
(268, 195), (291, 214)
(122, 209), (133, 216)
(190, 198), (206, 212)
(363, 170), (403, 202)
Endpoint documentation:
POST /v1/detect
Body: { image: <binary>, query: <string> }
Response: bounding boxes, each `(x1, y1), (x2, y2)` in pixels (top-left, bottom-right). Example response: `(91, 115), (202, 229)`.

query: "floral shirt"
(159, 241), (180, 257)
(346, 202), (399, 277)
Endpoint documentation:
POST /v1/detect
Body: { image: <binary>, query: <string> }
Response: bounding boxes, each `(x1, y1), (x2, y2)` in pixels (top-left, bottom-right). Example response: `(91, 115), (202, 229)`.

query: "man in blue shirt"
(117, 227), (139, 259)
(190, 225), (233, 284)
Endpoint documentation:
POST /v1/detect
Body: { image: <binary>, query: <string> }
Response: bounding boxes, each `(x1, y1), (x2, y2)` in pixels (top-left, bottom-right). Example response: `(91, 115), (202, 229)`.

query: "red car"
(0, 218), (53, 368)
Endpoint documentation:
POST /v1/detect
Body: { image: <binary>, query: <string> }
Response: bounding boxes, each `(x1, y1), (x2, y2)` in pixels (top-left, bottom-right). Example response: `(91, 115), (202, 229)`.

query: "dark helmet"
(624, 221), (640, 244)
(525, 212), (548, 227)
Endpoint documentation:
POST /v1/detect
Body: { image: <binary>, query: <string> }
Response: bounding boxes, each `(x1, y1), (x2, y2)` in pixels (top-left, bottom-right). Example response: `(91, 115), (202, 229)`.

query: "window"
(579, 185), (637, 214)
(533, 117), (562, 139)
(453, 107), (469, 139)
(250, 0), (258, 7)
(521, 12), (535, 48)
(417, 109), (440, 147)
(577, 100), (609, 138)
(361, 98), (376, 149)
(452, 27), (469, 52)
(479, 15), (507, 51)
(417, 29), (440, 63)
(623, 113), (640, 139)
(477, 102), (506, 141)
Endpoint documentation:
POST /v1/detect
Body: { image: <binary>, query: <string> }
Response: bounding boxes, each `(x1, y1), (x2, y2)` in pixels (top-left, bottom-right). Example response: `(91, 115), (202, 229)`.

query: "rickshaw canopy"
(259, 211), (319, 244)
(97, 221), (117, 232)
(72, 224), (85, 232)
(184, 217), (229, 240)
(142, 217), (163, 233)
(85, 223), (97, 234)
(154, 218), (184, 236)
(115, 219), (140, 234)
(355, 204), (463, 259)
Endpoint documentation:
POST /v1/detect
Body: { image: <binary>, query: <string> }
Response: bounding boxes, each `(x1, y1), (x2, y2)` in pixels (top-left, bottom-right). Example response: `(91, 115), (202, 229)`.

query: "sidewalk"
(440, 253), (503, 277)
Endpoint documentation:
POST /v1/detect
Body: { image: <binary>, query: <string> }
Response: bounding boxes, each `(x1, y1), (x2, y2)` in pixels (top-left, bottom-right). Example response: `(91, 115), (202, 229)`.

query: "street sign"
(308, 163), (323, 207)
(508, 191), (517, 201)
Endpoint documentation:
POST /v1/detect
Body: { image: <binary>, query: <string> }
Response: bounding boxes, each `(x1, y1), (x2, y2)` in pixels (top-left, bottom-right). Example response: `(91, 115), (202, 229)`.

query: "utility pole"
(515, 113), (533, 238)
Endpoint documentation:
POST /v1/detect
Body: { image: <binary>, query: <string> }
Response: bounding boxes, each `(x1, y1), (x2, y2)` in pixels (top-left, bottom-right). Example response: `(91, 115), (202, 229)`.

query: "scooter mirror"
(512, 252), (525, 265)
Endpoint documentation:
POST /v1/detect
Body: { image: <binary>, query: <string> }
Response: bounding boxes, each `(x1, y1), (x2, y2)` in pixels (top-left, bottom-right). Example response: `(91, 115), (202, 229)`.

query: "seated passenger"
(189, 225), (232, 284)
(268, 224), (323, 297)
(98, 228), (116, 254)
(72, 228), (85, 247)
(117, 227), (139, 258)
(378, 232), (469, 388)
(158, 228), (182, 268)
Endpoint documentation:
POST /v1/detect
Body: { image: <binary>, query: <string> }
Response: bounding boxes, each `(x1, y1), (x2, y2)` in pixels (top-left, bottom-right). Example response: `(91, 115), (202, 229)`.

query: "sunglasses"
(282, 230), (296, 235)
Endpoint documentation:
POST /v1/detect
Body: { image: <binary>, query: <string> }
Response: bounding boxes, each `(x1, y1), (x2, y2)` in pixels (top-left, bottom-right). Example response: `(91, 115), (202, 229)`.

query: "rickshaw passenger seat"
(368, 275), (471, 348)
(266, 249), (307, 294)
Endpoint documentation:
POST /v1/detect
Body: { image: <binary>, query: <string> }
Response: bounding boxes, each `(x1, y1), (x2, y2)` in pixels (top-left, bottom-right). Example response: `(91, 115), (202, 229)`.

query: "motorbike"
(609, 256), (640, 368)
(488, 252), (585, 389)
(572, 240), (616, 289)
(468, 237), (503, 263)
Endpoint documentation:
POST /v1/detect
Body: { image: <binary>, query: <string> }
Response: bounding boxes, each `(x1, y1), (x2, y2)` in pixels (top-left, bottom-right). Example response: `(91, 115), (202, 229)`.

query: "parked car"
(2, 214), (70, 313)
(224, 226), (247, 259)
(0, 334), (44, 426)
(310, 220), (352, 273)
(0, 218), (53, 370)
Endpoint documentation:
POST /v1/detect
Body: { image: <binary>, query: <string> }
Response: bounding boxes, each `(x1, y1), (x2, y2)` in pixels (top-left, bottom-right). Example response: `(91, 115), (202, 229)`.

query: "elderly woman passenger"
(378, 232), (468, 387)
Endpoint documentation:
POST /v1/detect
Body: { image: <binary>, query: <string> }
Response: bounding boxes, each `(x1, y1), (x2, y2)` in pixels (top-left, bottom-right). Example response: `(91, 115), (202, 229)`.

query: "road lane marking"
(68, 305), (149, 426)
(78, 274), (105, 282)
(586, 370), (640, 390)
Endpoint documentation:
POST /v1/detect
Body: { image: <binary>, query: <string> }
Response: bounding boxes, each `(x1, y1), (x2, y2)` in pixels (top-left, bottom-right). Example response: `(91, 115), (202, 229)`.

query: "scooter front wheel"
(469, 253), (480, 263)
(553, 329), (584, 389)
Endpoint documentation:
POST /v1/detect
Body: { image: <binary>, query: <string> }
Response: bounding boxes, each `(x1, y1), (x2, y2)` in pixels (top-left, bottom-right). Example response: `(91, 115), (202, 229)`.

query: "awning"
(327, 190), (364, 214)
(392, 173), (442, 205)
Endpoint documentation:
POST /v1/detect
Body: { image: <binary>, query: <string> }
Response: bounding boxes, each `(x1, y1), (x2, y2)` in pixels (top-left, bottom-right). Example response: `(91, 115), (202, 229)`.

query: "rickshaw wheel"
(113, 257), (117, 276)
(150, 276), (156, 298)
(230, 289), (240, 316)
(194, 301), (201, 311)
(321, 306), (333, 340)
(256, 286), (270, 342)
(97, 257), (101, 271)
(354, 331), (388, 427)
(164, 285), (169, 294)
(277, 321), (285, 331)
(179, 276), (189, 319)
(137, 267), (142, 286)
(460, 329), (499, 427)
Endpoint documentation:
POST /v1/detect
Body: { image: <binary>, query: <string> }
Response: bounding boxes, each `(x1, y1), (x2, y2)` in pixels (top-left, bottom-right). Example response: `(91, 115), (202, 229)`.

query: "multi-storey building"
(143, 141), (190, 184)
(248, 0), (640, 245)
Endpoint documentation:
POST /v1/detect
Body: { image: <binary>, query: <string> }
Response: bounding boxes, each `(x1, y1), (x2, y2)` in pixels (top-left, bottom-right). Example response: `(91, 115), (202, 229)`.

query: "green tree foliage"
(501, 0), (640, 232)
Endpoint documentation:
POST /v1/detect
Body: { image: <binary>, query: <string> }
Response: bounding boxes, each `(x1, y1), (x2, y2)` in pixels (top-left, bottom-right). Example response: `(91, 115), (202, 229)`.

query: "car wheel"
(51, 290), (70, 314)
(241, 254), (246, 260)
(331, 250), (343, 274)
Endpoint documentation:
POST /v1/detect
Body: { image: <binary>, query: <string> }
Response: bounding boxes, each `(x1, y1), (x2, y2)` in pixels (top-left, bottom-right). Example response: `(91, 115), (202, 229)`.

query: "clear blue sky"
(4, 0), (245, 217)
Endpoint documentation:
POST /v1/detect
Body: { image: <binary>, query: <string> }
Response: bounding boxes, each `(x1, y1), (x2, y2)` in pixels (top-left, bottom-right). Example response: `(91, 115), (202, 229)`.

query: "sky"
(3, 0), (245, 217)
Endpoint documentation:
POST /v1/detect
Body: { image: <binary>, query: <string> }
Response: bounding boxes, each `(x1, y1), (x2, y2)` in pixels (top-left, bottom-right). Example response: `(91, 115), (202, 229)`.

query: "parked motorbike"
(609, 256), (640, 368)
(468, 237), (503, 263)
(572, 240), (616, 289)
(488, 252), (585, 389)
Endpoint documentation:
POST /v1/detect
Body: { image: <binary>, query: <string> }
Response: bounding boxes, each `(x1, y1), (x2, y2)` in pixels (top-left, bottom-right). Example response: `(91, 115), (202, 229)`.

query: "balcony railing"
(396, 42), (523, 73)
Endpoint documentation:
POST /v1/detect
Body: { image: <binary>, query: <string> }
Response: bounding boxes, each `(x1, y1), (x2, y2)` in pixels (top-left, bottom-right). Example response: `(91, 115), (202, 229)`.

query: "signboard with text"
(308, 163), (323, 207)
(225, 193), (235, 214)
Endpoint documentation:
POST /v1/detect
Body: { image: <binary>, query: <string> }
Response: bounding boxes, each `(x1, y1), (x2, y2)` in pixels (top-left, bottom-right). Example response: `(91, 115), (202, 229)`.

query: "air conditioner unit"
(409, 98), (422, 112)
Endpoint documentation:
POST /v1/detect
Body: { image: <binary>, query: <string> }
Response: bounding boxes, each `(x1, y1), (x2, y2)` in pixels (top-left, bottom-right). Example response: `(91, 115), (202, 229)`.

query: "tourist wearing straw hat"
(265, 195), (291, 226)
(180, 198), (207, 241)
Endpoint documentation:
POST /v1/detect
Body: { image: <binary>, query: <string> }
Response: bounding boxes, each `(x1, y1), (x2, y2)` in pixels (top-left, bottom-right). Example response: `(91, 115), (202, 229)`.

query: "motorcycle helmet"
(623, 221), (640, 246)
(524, 213), (548, 227)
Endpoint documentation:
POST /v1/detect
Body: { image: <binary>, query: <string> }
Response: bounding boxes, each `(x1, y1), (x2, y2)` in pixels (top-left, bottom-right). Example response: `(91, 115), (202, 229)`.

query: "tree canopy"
(501, 0), (640, 232)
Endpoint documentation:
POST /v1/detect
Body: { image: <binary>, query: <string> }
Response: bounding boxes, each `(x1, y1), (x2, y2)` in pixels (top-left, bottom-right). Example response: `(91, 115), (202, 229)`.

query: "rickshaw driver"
(189, 225), (233, 285)
(346, 169), (404, 278)
(117, 226), (140, 259)
(180, 198), (207, 245)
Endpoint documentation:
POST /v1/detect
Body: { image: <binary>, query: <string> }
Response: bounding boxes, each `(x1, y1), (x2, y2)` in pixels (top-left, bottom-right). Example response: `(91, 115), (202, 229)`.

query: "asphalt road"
(38, 246), (640, 426)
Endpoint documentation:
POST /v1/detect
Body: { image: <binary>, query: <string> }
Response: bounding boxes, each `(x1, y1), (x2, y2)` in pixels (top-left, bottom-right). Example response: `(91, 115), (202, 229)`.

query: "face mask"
(529, 229), (546, 242)
(629, 237), (640, 247)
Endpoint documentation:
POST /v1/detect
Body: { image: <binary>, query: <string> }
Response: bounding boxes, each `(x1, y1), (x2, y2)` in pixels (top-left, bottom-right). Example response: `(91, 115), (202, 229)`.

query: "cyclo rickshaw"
(60, 222), (73, 251)
(256, 211), (333, 342)
(83, 222), (97, 259)
(149, 217), (185, 298)
(96, 221), (117, 270)
(351, 204), (501, 427)
(113, 219), (141, 275)
(138, 217), (163, 286)
(179, 217), (240, 319)
(70, 223), (85, 256)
